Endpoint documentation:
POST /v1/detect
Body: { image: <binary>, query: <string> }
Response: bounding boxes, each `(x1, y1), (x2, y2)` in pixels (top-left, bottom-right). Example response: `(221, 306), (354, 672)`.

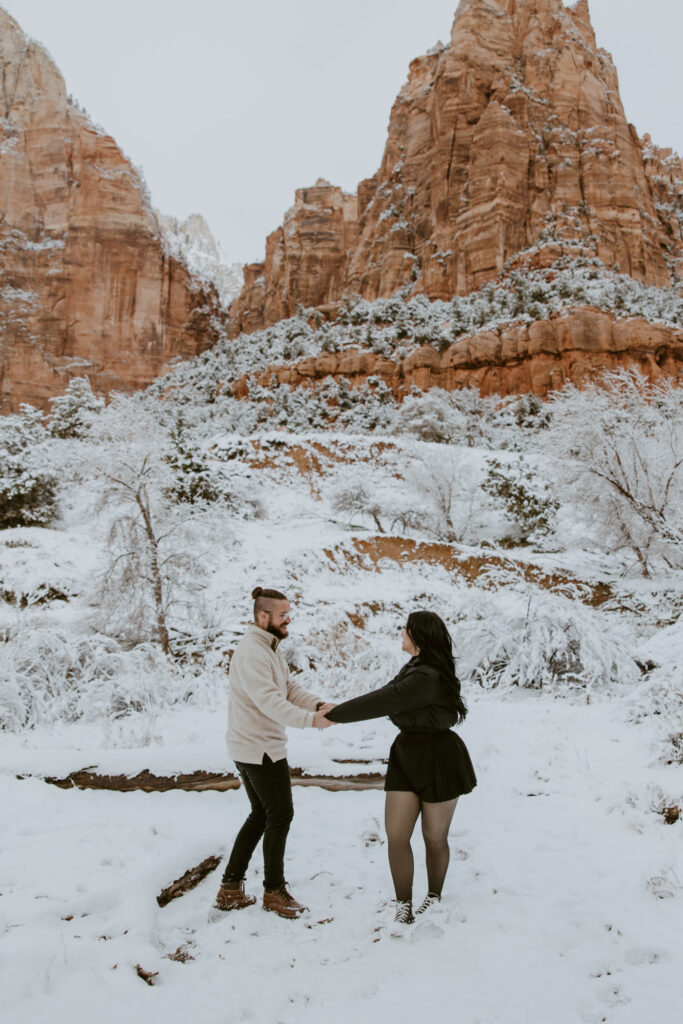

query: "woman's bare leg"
(420, 797), (458, 896)
(384, 791), (421, 901)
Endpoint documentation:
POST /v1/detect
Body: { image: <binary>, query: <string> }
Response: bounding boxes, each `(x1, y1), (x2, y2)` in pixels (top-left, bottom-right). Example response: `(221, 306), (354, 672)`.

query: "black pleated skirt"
(385, 730), (477, 803)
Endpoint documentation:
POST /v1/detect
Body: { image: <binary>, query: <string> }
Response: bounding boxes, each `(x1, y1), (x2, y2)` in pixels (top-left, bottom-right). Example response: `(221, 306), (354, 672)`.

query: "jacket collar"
(247, 623), (281, 651)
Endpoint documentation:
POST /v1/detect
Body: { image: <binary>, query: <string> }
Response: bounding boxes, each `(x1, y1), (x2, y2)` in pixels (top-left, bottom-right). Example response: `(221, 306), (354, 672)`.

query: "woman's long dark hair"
(406, 610), (467, 723)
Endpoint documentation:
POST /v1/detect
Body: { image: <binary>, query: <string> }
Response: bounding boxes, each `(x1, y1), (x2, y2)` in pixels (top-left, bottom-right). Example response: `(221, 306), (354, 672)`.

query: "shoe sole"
(262, 905), (307, 919)
(213, 899), (257, 912)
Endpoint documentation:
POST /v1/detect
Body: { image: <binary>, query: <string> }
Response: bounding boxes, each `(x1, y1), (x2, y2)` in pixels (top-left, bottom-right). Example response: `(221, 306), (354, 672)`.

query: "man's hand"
(318, 702), (337, 715)
(313, 709), (334, 730)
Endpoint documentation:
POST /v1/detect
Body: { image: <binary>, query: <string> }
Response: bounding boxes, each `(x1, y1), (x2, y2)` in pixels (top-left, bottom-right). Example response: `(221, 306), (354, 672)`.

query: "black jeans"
(223, 755), (294, 890)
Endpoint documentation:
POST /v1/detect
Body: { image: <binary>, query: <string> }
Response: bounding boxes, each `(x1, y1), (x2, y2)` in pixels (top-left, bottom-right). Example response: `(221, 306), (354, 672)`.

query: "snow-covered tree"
(545, 370), (683, 574)
(483, 456), (559, 543)
(409, 450), (484, 543)
(165, 414), (223, 505)
(85, 396), (205, 653)
(331, 479), (388, 533)
(166, 414), (265, 519)
(0, 406), (58, 529)
(447, 387), (499, 447)
(98, 458), (183, 654)
(49, 377), (104, 439)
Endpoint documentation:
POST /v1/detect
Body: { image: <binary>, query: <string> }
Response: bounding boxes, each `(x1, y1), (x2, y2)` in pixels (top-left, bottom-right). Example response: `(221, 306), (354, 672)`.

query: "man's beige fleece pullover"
(226, 624), (321, 764)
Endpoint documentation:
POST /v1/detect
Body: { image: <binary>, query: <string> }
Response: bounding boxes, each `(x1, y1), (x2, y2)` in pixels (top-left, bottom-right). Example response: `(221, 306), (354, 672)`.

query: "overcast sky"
(3, 0), (681, 264)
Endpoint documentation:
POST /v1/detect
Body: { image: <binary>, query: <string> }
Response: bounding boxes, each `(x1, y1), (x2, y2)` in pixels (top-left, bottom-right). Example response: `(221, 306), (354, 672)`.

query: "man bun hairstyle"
(252, 586), (288, 618)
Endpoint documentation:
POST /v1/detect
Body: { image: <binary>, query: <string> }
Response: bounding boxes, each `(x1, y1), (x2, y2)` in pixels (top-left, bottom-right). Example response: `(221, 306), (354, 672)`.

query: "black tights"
(384, 791), (459, 902)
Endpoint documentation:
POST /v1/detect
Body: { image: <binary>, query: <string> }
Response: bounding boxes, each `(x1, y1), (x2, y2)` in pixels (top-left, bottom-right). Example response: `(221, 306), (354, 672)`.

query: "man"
(214, 586), (334, 919)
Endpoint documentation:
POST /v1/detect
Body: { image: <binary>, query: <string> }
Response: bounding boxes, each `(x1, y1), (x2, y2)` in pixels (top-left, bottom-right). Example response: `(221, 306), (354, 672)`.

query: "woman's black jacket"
(325, 656), (459, 732)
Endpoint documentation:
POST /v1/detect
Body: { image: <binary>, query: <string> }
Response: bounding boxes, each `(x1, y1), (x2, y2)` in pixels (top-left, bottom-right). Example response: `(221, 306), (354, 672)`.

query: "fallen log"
(290, 775), (384, 791)
(34, 766), (386, 793)
(42, 769), (241, 793)
(157, 854), (223, 907)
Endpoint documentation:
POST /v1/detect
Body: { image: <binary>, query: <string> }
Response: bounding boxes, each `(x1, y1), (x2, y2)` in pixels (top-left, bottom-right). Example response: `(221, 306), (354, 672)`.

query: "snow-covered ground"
(2, 378), (682, 1022)
(2, 691), (681, 1024)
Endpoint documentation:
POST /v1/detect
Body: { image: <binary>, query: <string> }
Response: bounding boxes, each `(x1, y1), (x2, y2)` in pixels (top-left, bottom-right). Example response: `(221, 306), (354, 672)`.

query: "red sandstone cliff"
(229, 180), (359, 336)
(230, 0), (683, 336)
(0, 9), (225, 412)
(2, 1), (682, 411)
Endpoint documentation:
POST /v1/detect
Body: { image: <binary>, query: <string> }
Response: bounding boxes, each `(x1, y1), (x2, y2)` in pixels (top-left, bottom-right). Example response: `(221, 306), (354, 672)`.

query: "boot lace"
(415, 892), (441, 915)
(393, 900), (414, 925)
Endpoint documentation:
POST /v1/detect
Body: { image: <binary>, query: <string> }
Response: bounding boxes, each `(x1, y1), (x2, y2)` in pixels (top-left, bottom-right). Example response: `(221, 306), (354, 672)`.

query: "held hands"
(313, 703), (338, 730)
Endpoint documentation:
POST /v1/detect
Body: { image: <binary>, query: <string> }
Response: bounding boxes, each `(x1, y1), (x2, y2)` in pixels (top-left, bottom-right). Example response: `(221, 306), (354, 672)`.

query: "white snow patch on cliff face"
(157, 211), (243, 309)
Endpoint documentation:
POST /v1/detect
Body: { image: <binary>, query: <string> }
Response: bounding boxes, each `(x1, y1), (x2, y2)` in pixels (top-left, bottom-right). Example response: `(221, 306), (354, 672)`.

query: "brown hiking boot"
(213, 879), (257, 912)
(263, 883), (307, 919)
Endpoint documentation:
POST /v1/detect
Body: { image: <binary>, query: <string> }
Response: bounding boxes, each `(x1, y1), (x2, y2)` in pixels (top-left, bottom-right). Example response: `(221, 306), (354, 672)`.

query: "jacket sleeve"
(241, 650), (315, 729)
(326, 668), (434, 724)
(286, 672), (321, 712)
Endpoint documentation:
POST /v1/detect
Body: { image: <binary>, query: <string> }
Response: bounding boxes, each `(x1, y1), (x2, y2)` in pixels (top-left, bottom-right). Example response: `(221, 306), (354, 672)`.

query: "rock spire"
(230, 0), (683, 335)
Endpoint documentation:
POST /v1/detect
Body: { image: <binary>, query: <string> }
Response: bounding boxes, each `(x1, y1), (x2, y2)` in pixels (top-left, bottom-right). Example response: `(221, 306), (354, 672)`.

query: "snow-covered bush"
(326, 453), (416, 535)
(393, 387), (493, 445)
(201, 376), (399, 436)
(288, 576), (640, 700)
(452, 585), (640, 693)
(49, 377), (104, 439)
(0, 406), (58, 529)
(631, 619), (683, 763)
(545, 371), (683, 574)
(291, 603), (405, 702)
(0, 628), (218, 732)
(0, 528), (78, 607)
(487, 393), (553, 450)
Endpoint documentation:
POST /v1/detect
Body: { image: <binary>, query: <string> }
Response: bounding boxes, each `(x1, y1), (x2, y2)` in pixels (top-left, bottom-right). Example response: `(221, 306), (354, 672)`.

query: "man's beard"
(266, 622), (288, 640)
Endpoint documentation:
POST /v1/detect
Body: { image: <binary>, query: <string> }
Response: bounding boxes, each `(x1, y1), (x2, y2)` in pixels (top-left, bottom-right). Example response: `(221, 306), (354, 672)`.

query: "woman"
(325, 610), (476, 924)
